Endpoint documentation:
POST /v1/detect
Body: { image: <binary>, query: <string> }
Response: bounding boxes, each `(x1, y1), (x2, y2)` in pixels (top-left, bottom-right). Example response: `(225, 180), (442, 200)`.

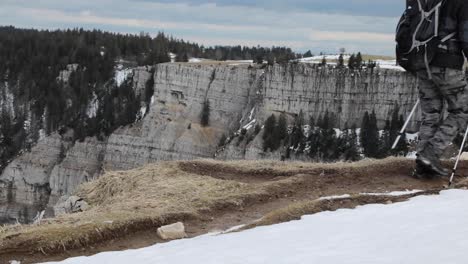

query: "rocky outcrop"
(157, 222), (187, 240)
(53, 196), (89, 216)
(48, 137), (106, 203)
(0, 63), (419, 223)
(0, 133), (67, 223)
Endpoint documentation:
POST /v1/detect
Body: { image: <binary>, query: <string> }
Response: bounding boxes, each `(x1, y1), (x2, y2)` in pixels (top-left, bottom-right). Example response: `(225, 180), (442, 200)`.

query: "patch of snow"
(23, 119), (31, 132)
(1, 82), (15, 119)
(375, 60), (405, 71)
(248, 107), (255, 121)
(320, 190), (422, 201)
(318, 194), (351, 201)
(45, 190), (468, 264)
(139, 105), (148, 118)
(38, 129), (46, 141)
(333, 128), (342, 137)
(188, 58), (203, 63)
(406, 151), (418, 159)
(114, 66), (133, 87)
(361, 190), (423, 196)
(220, 224), (247, 234)
(406, 132), (419, 142)
(299, 54), (351, 62)
(169, 53), (176, 63)
(86, 93), (99, 118)
(226, 60), (254, 65)
(242, 119), (257, 131)
(58, 64), (79, 82)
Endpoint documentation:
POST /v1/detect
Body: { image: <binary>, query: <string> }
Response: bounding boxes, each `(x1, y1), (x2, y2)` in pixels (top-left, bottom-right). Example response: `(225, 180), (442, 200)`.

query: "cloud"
(18, 7), (270, 32)
(310, 31), (394, 42)
(134, 0), (401, 17)
(0, 0), (401, 55)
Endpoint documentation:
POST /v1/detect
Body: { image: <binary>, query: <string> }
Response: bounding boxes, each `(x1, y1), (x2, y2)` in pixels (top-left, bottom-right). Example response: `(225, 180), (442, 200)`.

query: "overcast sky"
(0, 0), (403, 55)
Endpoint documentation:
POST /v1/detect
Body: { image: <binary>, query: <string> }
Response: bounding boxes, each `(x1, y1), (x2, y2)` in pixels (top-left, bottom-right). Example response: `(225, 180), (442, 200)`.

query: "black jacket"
(432, 0), (468, 70)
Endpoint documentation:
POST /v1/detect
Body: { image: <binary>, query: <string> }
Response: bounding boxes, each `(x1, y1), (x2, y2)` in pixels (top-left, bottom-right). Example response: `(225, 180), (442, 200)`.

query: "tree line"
(259, 108), (409, 162)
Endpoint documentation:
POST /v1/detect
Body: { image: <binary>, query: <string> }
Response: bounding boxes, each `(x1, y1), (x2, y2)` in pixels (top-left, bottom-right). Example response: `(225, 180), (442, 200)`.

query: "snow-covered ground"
(299, 54), (351, 63)
(297, 55), (405, 72)
(188, 57), (204, 63)
(375, 59), (405, 71)
(188, 58), (254, 65)
(42, 189), (468, 264)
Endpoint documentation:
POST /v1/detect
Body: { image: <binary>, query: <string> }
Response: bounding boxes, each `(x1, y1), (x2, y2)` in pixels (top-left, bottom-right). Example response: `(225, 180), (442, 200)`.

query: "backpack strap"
(440, 32), (457, 43)
(407, 0), (445, 54)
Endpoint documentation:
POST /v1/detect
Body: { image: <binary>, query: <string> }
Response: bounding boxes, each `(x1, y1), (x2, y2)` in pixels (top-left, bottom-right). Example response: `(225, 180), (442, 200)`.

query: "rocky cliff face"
(102, 64), (261, 171)
(261, 65), (419, 129)
(0, 63), (418, 223)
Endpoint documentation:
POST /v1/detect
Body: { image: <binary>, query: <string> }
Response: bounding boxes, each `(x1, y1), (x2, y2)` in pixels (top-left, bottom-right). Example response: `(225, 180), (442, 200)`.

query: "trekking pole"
(448, 124), (468, 187)
(391, 99), (421, 150)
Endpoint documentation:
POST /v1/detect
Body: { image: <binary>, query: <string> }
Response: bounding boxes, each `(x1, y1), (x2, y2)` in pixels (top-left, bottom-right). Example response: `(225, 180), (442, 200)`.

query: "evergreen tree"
(303, 50), (313, 57)
(337, 123), (349, 159)
(255, 54), (264, 64)
(263, 114), (277, 151)
(307, 126), (319, 159)
(348, 54), (356, 69)
(291, 110), (305, 151)
(346, 124), (360, 161)
(176, 52), (189, 62)
(266, 55), (275, 66)
(378, 119), (391, 158)
(321, 56), (327, 66)
(309, 116), (315, 129)
(182, 53), (189, 62)
(200, 100), (210, 127)
(367, 60), (377, 71)
(360, 111), (370, 156)
(338, 54), (344, 68)
(366, 110), (380, 158)
(306, 115), (318, 158)
(274, 112), (288, 150)
(318, 111), (337, 161)
(356, 52), (363, 69)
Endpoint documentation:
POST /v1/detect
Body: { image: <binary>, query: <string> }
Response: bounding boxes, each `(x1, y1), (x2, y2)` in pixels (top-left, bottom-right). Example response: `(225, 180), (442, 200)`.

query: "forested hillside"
(0, 26), (299, 172)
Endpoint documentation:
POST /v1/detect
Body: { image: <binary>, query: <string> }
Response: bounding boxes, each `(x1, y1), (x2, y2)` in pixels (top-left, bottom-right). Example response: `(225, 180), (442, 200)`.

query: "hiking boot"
(412, 163), (437, 179)
(416, 147), (449, 177)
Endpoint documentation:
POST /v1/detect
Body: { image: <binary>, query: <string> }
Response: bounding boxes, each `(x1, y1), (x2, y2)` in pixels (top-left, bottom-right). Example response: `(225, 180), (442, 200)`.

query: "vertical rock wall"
(0, 63), (419, 223)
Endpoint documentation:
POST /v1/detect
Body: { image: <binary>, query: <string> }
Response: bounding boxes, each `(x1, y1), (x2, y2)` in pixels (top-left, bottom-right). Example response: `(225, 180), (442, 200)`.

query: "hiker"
(396, 0), (468, 178)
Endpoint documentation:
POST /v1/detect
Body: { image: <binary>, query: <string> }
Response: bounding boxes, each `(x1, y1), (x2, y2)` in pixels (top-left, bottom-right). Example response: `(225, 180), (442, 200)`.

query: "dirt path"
(2, 159), (467, 264)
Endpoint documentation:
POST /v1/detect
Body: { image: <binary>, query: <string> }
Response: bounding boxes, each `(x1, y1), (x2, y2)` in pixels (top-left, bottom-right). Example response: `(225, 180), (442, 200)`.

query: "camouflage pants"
(416, 66), (468, 158)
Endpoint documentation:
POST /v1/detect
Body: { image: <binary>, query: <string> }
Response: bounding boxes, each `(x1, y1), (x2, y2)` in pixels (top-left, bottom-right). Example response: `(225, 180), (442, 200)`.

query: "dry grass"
(361, 54), (395, 61)
(195, 156), (407, 172)
(239, 190), (439, 231)
(77, 162), (259, 213)
(0, 161), (264, 254)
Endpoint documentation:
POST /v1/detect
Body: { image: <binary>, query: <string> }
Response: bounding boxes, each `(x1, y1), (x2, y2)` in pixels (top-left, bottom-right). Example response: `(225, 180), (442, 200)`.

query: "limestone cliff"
(0, 63), (419, 223)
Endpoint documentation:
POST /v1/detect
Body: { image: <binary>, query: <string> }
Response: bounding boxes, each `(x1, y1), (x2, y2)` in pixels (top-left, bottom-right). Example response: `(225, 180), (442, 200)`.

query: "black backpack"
(396, 0), (455, 77)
